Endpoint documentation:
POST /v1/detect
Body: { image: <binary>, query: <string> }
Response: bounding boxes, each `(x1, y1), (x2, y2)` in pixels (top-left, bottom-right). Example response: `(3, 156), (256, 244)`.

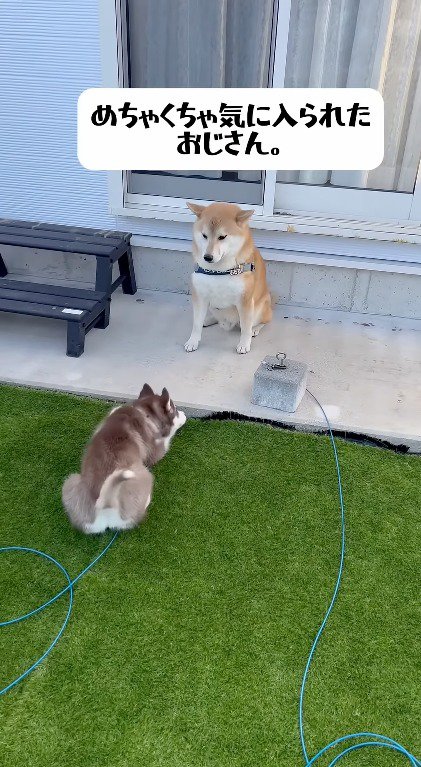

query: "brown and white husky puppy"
(185, 201), (272, 354)
(62, 384), (186, 534)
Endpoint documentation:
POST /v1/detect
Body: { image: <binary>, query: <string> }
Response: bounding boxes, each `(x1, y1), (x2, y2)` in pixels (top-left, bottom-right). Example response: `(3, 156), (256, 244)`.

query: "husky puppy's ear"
(236, 208), (254, 224)
(138, 383), (154, 399)
(161, 387), (171, 411)
(187, 201), (206, 218)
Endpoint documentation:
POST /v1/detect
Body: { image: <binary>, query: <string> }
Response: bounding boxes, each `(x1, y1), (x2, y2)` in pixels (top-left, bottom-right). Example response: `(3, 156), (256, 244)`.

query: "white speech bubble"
(78, 88), (384, 172)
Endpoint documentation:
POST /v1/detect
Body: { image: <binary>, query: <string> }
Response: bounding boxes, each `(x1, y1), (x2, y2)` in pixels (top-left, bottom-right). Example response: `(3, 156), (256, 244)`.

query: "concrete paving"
(1, 289), (420, 451)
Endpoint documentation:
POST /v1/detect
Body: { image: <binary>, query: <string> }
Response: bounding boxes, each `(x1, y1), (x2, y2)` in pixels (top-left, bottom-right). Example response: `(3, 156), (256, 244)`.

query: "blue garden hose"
(0, 393), (419, 767)
(0, 533), (118, 696)
(302, 392), (419, 767)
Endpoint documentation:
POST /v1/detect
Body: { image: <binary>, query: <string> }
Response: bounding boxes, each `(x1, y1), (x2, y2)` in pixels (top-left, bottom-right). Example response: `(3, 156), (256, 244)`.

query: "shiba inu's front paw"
(236, 340), (251, 354)
(185, 337), (200, 352)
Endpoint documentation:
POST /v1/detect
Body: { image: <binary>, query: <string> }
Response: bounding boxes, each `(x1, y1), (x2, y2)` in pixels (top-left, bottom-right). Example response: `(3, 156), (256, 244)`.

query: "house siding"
(0, 0), (115, 229)
(0, 2), (420, 322)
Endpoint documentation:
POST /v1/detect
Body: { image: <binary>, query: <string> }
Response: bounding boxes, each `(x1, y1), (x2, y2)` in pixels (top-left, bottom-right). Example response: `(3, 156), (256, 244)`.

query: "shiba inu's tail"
(95, 469), (135, 511)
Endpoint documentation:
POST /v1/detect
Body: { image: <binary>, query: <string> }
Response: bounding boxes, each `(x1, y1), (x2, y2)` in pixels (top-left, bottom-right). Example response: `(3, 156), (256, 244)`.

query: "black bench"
(0, 220), (137, 356)
(0, 280), (109, 357)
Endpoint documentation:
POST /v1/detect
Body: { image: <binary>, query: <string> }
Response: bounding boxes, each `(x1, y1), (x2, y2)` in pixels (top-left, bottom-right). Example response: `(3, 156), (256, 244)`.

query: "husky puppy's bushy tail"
(62, 469), (135, 532)
(62, 473), (95, 532)
(95, 469), (135, 511)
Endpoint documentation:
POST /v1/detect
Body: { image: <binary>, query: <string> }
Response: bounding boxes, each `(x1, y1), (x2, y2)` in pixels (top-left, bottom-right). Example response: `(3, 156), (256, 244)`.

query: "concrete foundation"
(0, 288), (420, 451)
(2, 244), (421, 321)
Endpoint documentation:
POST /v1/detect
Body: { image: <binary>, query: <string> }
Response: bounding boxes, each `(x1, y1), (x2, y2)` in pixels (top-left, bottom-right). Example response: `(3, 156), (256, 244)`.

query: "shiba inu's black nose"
(204, 254), (213, 262)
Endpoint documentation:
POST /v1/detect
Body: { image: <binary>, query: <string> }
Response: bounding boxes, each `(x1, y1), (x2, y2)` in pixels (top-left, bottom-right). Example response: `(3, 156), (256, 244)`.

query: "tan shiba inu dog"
(185, 202), (272, 354)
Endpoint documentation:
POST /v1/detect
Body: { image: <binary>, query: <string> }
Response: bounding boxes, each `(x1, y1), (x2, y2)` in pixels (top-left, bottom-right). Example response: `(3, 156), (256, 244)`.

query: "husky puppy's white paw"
(236, 341), (251, 354)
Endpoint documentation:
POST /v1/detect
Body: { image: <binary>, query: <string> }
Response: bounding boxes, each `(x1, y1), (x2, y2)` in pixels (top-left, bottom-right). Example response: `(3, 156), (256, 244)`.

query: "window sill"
(113, 203), (421, 245)
(130, 233), (421, 276)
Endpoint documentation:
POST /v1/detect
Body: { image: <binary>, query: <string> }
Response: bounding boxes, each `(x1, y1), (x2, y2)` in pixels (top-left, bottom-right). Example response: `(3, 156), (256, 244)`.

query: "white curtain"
(128, 0), (274, 88)
(127, 0), (275, 186)
(277, 0), (421, 193)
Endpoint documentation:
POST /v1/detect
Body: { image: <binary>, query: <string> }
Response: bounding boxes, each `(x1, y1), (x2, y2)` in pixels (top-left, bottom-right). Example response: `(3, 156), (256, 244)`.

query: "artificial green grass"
(0, 384), (419, 767)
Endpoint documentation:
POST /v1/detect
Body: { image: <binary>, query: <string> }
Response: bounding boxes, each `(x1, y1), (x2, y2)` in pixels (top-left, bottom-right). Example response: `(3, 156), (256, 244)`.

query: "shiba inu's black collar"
(195, 263), (255, 276)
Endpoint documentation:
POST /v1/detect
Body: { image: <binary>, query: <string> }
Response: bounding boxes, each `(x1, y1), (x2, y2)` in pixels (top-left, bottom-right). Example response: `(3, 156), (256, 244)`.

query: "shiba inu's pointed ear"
(138, 383), (154, 399)
(236, 208), (254, 224)
(161, 387), (171, 411)
(187, 201), (205, 218)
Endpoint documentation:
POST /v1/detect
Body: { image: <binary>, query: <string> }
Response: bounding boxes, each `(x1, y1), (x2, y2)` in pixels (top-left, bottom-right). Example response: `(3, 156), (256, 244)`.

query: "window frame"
(99, 0), (421, 253)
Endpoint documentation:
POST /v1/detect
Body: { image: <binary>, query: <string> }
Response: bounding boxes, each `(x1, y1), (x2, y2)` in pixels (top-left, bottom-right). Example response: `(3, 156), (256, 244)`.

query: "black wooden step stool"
(0, 220), (136, 356)
(0, 280), (108, 357)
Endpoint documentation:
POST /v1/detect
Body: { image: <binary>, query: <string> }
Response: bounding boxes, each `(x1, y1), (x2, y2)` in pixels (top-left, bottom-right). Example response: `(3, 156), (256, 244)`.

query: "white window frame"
(99, 0), (421, 254)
